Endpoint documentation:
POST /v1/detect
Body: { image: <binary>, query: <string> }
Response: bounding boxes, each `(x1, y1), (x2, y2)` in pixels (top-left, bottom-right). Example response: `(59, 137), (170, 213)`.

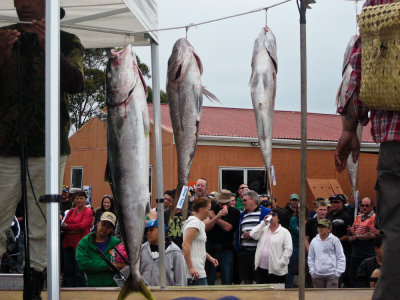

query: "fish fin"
(118, 277), (154, 300)
(202, 86), (219, 103)
(193, 51), (203, 75)
(104, 162), (111, 183)
(193, 85), (203, 116)
(137, 65), (148, 98)
(178, 90), (186, 130)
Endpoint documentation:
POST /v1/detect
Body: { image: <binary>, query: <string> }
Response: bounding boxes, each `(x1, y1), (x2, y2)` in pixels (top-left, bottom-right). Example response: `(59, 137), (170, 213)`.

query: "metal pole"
(299, 1), (307, 300)
(151, 42), (167, 288)
(45, 1), (61, 299)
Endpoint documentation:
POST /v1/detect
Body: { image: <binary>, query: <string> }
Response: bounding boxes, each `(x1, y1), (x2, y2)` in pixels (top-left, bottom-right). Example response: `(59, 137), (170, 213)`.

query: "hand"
(189, 267), (199, 281)
(61, 223), (68, 228)
(112, 262), (126, 270)
(347, 225), (355, 235)
(334, 130), (360, 173)
(210, 257), (219, 267)
(217, 207), (228, 218)
(348, 235), (356, 242)
(0, 29), (20, 66)
(243, 231), (251, 239)
(31, 19), (46, 50)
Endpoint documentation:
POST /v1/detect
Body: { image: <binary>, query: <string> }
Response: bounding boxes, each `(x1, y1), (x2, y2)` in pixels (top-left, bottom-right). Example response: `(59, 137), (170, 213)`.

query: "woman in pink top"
(61, 190), (93, 287)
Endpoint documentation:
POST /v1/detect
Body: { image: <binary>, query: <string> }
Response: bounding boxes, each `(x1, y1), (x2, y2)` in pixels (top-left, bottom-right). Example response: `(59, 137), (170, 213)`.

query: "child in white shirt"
(308, 218), (346, 288)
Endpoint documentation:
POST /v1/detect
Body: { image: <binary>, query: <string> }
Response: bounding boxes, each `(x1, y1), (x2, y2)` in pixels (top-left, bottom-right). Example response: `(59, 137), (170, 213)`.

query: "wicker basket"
(358, 2), (400, 110)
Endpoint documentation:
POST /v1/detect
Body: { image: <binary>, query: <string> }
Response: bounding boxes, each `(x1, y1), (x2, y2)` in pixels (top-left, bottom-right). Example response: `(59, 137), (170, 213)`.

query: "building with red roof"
(64, 104), (378, 209)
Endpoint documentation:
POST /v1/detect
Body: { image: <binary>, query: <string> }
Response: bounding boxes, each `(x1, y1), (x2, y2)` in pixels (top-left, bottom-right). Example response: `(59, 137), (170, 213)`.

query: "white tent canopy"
(0, 0), (158, 48)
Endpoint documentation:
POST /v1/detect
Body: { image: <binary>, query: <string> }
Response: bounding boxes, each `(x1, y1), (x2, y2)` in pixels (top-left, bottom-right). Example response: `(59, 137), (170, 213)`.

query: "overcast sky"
(135, 0), (365, 115)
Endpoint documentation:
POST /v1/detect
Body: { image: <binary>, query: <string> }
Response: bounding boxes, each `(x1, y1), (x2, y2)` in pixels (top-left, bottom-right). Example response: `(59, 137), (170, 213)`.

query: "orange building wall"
(64, 118), (378, 210)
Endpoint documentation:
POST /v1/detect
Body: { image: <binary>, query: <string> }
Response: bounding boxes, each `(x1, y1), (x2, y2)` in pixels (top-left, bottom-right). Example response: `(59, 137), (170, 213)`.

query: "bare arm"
(182, 227), (199, 280)
(204, 208), (231, 232)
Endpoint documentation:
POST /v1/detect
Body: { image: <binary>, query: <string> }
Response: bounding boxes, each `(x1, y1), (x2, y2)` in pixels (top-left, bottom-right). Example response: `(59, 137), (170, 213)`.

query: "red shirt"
(339, 0), (400, 143)
(62, 206), (93, 250)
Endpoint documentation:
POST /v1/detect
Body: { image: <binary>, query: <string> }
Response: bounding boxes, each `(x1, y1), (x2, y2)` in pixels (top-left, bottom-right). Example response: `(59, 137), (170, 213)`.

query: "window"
(71, 167), (83, 189)
(219, 167), (268, 195)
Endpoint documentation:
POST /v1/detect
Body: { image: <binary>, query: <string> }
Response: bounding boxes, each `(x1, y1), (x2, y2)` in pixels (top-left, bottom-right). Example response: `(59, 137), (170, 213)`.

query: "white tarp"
(0, 0), (158, 48)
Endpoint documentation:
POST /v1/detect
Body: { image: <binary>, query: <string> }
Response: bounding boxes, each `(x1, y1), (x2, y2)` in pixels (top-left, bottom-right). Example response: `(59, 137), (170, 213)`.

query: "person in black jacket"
(281, 193), (299, 230)
(356, 235), (384, 287)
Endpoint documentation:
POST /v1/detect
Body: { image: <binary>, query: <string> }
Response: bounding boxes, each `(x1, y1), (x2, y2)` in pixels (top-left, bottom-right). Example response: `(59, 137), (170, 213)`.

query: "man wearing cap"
(76, 212), (125, 287)
(308, 218), (346, 288)
(60, 186), (72, 218)
(281, 193), (300, 230)
(0, 1), (84, 298)
(326, 194), (353, 287)
(139, 219), (186, 286)
(348, 197), (380, 287)
(204, 190), (240, 285)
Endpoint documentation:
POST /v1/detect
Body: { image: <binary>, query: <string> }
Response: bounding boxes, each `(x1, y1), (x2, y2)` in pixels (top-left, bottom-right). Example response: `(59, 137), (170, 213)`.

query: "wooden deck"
(0, 286), (374, 300)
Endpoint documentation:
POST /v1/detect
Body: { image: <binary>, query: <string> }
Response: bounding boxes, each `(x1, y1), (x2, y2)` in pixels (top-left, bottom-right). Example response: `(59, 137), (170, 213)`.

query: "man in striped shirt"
(334, 1), (399, 298)
(235, 190), (270, 284)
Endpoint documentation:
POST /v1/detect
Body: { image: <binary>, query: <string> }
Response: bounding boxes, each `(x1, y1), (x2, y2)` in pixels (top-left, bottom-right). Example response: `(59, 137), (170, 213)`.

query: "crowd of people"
(2, 179), (382, 290)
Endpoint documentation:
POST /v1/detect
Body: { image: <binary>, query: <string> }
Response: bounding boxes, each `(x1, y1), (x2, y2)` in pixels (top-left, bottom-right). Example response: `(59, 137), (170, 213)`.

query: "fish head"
(252, 27), (278, 71)
(167, 38), (203, 83)
(106, 44), (138, 106)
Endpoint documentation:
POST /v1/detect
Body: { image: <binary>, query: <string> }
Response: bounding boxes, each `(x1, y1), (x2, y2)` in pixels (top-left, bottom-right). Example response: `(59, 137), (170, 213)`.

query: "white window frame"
(218, 167), (266, 191)
(70, 166), (83, 189)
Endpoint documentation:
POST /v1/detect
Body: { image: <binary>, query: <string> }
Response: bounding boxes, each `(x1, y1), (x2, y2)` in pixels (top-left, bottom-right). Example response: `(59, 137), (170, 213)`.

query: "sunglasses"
(370, 277), (378, 283)
(332, 200), (342, 204)
(360, 204), (370, 208)
(270, 212), (278, 217)
(290, 199), (299, 201)
(239, 187), (248, 190)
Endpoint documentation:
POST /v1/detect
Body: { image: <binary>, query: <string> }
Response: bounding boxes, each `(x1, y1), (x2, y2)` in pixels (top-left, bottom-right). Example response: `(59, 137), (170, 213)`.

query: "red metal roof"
(147, 104), (374, 143)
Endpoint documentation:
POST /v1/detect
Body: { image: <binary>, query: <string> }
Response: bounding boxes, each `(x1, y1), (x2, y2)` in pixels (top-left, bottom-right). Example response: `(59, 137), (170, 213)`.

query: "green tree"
(67, 48), (167, 132)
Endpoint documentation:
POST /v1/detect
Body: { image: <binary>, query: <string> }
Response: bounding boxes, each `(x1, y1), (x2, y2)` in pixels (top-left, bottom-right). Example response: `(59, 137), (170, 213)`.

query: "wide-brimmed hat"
(215, 189), (232, 203)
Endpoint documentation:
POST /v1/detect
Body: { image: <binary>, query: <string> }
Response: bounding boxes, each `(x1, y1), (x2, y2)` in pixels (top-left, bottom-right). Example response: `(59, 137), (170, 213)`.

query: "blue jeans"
(286, 246), (299, 288)
(187, 277), (208, 286)
(206, 249), (234, 285)
(62, 247), (86, 287)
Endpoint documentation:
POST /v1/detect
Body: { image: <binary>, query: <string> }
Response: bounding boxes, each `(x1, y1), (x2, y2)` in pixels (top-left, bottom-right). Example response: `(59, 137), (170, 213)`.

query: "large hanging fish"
(105, 44), (154, 300)
(167, 38), (217, 220)
(250, 27), (278, 196)
(336, 35), (362, 215)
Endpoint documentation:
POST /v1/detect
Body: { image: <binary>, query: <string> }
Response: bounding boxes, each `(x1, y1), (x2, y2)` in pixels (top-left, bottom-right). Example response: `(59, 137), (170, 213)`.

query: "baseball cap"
(62, 186), (69, 193)
(100, 212), (116, 227)
(145, 219), (159, 228)
(145, 219), (167, 232)
(317, 218), (332, 229)
(290, 193), (299, 200)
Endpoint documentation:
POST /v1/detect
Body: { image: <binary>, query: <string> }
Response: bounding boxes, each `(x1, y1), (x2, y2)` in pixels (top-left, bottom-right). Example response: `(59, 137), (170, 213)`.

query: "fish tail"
(118, 276), (155, 300)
